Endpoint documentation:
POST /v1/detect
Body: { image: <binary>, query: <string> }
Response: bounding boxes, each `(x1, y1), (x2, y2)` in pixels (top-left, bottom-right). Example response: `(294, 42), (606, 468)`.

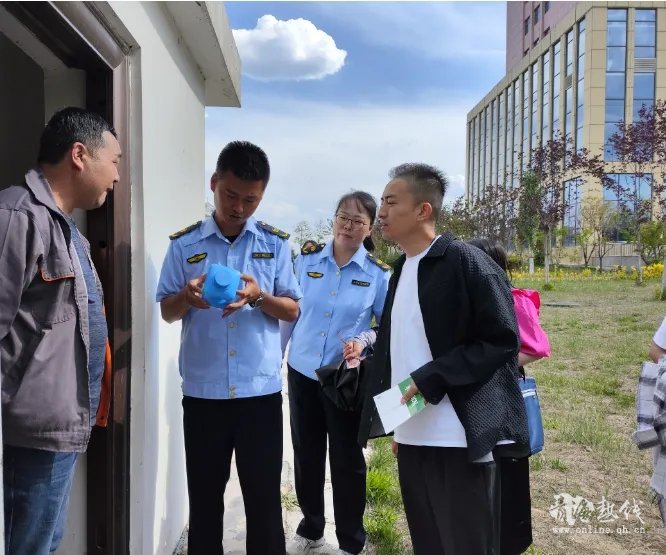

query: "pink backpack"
(512, 288), (551, 358)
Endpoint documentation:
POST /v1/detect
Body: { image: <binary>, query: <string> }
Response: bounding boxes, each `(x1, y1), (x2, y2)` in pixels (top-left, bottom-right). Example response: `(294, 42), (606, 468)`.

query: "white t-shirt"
(654, 316), (666, 349)
(391, 238), (467, 447)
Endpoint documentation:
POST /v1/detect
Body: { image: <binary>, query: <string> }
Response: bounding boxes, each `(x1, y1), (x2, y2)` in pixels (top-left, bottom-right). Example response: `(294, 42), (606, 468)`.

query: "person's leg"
(427, 448), (499, 555)
(235, 393), (285, 555)
(3, 445), (77, 555)
(323, 394), (366, 554)
(288, 367), (328, 541)
(182, 396), (234, 555)
(396, 444), (445, 555)
(49, 454), (78, 553)
(498, 456), (532, 555)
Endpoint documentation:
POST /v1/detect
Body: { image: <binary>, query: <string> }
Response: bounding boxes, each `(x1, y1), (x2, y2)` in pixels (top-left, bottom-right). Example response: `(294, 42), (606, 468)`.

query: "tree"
(576, 227), (595, 269)
(439, 196), (478, 240)
(524, 132), (606, 286)
(292, 220), (313, 246)
(580, 198), (615, 271)
(468, 182), (518, 246)
(313, 218), (333, 243)
(640, 220), (666, 265)
(516, 171), (541, 272)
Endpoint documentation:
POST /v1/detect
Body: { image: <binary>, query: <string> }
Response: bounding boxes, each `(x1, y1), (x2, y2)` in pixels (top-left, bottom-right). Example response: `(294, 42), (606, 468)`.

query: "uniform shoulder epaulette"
(258, 221), (290, 239)
(366, 253), (391, 271)
(169, 220), (202, 240)
(301, 242), (326, 255)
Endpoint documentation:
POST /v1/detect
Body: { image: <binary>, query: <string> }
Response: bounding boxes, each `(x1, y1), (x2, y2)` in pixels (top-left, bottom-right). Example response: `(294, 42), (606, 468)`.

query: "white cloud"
(205, 98), (468, 237)
(232, 15), (347, 81)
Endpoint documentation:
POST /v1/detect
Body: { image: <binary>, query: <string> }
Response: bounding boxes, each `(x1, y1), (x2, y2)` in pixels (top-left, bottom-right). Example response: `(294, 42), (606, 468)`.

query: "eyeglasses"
(335, 214), (368, 230)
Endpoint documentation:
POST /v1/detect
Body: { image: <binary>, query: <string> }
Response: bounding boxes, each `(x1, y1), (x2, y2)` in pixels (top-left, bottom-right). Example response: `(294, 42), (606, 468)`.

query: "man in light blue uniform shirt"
(156, 141), (301, 555)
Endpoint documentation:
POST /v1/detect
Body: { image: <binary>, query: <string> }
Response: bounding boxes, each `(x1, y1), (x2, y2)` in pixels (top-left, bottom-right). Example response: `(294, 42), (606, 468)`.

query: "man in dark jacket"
(0, 107), (120, 554)
(358, 163), (529, 555)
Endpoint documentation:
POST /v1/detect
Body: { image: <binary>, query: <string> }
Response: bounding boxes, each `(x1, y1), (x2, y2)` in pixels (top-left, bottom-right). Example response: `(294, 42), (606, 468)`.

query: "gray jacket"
(0, 169), (101, 452)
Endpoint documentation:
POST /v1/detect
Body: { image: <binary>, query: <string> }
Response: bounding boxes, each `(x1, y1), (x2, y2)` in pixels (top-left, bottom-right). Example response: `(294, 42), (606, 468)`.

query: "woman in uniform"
(283, 191), (390, 555)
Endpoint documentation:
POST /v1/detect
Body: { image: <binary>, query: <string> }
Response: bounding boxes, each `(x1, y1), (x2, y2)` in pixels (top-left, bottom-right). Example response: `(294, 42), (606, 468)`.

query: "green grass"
(512, 277), (666, 554)
(364, 437), (412, 554)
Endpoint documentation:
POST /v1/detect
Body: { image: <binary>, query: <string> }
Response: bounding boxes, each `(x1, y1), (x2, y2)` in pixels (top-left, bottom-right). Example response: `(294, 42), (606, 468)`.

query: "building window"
(524, 16), (530, 36)
(545, 1), (550, 13)
(635, 9), (656, 58)
(605, 9), (627, 161)
(486, 105), (492, 191)
(542, 50), (551, 144)
(576, 19), (586, 150)
(634, 9), (656, 122)
(633, 72), (655, 121)
(531, 62), (539, 150)
(552, 41), (561, 136)
(543, 27), (550, 37)
(563, 178), (581, 246)
(522, 70), (530, 167)
(534, 5), (541, 24)
(603, 173), (652, 240)
(498, 92), (505, 186)
(513, 79), (521, 187)
(506, 85), (513, 184)
(564, 29), (574, 143)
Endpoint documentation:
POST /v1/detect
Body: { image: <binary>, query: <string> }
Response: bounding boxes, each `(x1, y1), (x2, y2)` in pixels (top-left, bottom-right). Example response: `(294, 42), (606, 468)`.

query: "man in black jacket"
(358, 163), (529, 555)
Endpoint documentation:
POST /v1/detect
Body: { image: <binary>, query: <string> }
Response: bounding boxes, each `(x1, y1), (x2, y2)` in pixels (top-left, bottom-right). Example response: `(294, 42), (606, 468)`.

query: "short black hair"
(216, 141), (270, 186)
(389, 163), (448, 220)
(335, 190), (378, 252)
(38, 107), (116, 165)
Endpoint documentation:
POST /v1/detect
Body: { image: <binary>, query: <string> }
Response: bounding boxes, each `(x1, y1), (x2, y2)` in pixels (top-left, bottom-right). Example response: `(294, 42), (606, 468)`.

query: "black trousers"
(182, 393), (285, 555)
(498, 456), (532, 554)
(397, 444), (500, 555)
(288, 366), (366, 554)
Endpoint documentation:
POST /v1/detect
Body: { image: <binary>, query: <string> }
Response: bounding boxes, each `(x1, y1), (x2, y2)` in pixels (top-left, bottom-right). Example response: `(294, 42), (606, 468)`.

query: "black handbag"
(315, 359), (366, 412)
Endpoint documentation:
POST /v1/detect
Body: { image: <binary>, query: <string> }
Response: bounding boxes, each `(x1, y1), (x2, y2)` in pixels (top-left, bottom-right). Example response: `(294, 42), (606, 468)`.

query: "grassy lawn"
(366, 277), (666, 554)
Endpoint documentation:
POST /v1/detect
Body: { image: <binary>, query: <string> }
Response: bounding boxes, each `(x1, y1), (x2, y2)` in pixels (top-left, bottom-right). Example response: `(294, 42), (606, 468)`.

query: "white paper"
(373, 383), (424, 433)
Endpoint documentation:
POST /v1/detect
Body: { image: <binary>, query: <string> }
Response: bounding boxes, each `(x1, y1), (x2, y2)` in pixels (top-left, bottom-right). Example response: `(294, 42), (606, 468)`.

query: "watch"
(249, 289), (265, 309)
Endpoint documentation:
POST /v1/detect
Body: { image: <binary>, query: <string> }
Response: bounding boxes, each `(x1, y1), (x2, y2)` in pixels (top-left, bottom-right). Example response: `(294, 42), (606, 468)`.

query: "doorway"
(0, 2), (132, 553)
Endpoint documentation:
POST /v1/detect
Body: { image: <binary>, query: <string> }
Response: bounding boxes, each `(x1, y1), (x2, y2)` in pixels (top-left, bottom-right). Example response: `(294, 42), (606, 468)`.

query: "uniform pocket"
(27, 258), (76, 325)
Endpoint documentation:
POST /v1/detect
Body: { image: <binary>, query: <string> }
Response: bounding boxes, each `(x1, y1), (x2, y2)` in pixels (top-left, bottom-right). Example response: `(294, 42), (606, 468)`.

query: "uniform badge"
(252, 252), (274, 259)
(186, 252), (208, 264)
(352, 280), (370, 287)
(307, 272), (324, 279)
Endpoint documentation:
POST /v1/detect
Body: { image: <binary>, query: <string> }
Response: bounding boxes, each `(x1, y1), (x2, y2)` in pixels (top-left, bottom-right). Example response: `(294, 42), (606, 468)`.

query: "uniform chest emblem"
(252, 252), (274, 259)
(307, 272), (324, 279)
(352, 280), (370, 287)
(187, 252), (207, 264)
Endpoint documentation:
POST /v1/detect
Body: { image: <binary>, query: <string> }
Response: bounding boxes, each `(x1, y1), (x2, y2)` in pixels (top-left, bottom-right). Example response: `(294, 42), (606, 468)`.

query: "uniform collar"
(201, 215), (262, 241)
(323, 240), (368, 269)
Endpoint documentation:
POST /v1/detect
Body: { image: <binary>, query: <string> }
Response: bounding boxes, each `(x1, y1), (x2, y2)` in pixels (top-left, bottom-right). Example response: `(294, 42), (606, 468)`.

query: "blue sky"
(206, 1), (507, 235)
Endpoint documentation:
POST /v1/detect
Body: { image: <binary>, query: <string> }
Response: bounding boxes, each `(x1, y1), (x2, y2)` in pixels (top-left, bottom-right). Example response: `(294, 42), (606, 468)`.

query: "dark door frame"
(1, 3), (133, 553)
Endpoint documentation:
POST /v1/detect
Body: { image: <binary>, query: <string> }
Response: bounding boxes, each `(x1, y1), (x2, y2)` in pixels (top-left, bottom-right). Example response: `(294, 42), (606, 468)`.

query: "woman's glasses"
(334, 213), (368, 231)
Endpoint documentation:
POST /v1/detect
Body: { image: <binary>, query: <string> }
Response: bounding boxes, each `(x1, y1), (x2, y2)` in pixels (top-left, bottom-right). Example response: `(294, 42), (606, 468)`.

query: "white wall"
(107, 2), (207, 554)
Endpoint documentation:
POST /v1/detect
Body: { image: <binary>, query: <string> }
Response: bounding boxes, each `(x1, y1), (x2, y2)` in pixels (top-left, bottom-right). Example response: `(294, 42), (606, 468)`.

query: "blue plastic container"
(202, 263), (241, 309)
